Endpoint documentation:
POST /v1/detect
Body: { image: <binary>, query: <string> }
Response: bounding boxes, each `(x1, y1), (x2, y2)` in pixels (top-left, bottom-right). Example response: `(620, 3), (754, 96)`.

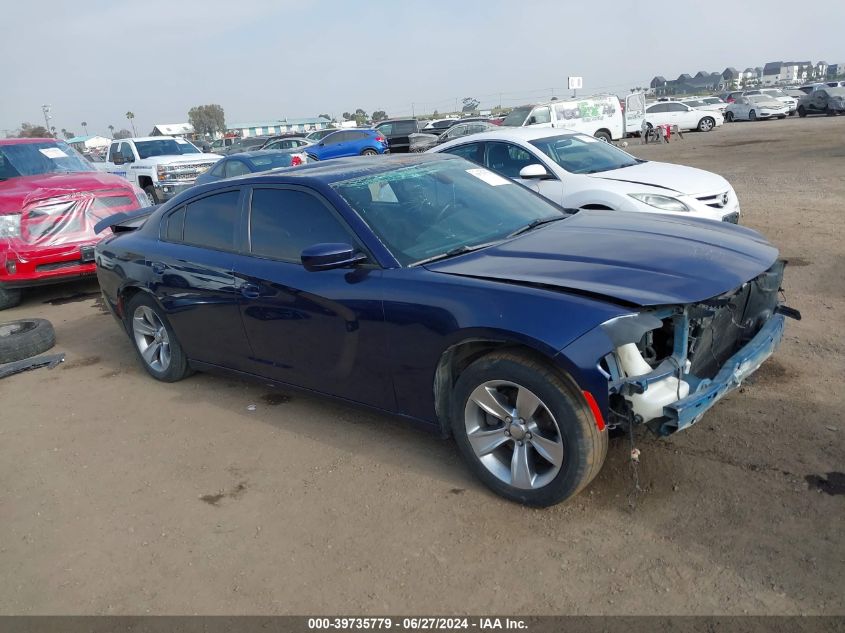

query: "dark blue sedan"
(94, 154), (797, 506)
(305, 128), (389, 161)
(194, 149), (308, 185)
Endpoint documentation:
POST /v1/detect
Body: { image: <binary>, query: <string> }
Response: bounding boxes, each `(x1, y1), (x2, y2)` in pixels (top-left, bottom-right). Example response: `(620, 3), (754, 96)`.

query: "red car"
(0, 138), (147, 309)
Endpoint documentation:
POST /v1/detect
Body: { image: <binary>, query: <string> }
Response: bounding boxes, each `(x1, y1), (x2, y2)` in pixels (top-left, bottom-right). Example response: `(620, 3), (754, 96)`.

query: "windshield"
(501, 107), (533, 127)
(0, 140), (94, 180)
(749, 95), (774, 104)
(702, 98), (722, 104)
(762, 89), (786, 98)
(134, 139), (199, 159)
(684, 100), (704, 107)
(331, 158), (566, 266)
(530, 133), (639, 175)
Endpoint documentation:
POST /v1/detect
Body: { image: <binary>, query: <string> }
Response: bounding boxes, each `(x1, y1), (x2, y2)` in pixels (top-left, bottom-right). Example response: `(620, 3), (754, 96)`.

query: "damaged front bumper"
(661, 312), (784, 434)
(599, 260), (799, 436)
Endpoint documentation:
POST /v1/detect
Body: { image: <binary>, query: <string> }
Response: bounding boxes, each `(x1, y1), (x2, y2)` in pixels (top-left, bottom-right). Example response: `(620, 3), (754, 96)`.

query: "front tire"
(0, 286), (22, 311)
(450, 351), (607, 507)
(798, 106), (807, 118)
(143, 186), (159, 205)
(697, 117), (715, 132)
(725, 111), (734, 122)
(593, 130), (612, 142)
(749, 110), (757, 121)
(126, 293), (191, 382)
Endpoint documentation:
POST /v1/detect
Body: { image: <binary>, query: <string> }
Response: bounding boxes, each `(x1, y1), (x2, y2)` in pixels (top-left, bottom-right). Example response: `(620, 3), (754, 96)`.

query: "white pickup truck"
(103, 136), (221, 203)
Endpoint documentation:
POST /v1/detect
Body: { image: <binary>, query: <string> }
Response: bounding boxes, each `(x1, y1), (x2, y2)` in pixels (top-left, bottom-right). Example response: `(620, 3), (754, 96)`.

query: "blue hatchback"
(305, 129), (389, 161)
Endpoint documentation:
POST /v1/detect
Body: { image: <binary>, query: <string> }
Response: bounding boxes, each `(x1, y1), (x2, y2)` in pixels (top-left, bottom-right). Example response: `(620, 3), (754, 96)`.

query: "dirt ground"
(1, 116), (843, 616)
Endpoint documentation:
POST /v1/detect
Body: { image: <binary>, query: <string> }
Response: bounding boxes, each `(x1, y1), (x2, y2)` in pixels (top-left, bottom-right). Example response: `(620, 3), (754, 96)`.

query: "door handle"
(150, 261), (166, 274)
(241, 283), (260, 299)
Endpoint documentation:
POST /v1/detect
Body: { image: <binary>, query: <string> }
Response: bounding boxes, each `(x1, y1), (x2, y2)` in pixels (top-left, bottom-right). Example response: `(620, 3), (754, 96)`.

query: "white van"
(500, 93), (645, 141)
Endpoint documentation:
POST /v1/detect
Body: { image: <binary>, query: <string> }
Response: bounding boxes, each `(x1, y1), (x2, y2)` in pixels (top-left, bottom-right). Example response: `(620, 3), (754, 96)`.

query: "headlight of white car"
(628, 194), (690, 212)
(0, 214), (22, 239)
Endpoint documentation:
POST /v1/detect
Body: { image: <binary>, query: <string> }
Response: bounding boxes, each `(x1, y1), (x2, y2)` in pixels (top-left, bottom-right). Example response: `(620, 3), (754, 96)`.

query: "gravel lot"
(1, 115), (843, 615)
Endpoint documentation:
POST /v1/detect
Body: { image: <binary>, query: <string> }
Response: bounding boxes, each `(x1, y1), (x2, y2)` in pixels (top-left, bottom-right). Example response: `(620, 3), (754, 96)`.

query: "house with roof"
(150, 123), (194, 137)
(227, 117), (332, 138)
(66, 135), (111, 151)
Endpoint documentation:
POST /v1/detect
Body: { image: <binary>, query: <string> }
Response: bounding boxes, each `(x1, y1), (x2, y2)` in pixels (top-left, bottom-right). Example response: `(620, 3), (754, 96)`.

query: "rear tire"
(0, 286), (22, 311)
(798, 106), (807, 118)
(749, 110), (757, 121)
(593, 130), (612, 142)
(0, 318), (56, 363)
(360, 148), (378, 156)
(126, 293), (192, 382)
(725, 111), (734, 122)
(450, 350), (607, 507)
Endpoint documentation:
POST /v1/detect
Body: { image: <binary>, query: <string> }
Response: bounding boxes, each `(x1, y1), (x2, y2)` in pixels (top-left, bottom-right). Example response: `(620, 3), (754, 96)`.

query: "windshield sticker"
(466, 168), (510, 186)
(39, 147), (68, 159)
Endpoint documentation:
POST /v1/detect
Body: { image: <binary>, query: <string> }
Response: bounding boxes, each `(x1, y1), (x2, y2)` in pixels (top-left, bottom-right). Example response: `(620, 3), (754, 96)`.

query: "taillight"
(375, 135), (386, 143)
(290, 155), (303, 166)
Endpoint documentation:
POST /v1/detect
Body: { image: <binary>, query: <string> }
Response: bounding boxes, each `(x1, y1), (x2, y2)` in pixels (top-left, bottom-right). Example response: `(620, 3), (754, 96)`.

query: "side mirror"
(301, 243), (367, 272)
(519, 164), (551, 180)
(112, 153), (125, 165)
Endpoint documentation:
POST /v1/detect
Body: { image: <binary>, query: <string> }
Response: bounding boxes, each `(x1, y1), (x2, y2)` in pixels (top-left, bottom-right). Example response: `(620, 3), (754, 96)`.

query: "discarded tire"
(0, 319), (56, 364)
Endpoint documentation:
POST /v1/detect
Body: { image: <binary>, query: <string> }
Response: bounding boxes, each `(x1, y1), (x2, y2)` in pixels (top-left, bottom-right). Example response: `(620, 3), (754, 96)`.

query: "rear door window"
(183, 190), (240, 251)
(442, 142), (483, 164)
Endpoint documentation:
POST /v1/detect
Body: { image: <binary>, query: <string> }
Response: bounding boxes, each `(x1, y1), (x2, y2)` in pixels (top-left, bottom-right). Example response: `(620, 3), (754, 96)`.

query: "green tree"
(188, 104), (226, 137)
(125, 111), (137, 136)
(371, 110), (387, 122)
(16, 123), (51, 138)
(318, 113), (331, 120)
(113, 129), (132, 140)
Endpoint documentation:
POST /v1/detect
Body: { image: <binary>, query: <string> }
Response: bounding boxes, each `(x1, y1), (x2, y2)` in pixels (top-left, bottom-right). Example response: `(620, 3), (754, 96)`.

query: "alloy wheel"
(464, 380), (564, 490)
(132, 305), (171, 372)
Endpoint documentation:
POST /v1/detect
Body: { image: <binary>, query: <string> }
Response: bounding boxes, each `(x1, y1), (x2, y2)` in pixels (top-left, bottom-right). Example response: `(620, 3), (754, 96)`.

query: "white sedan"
(645, 101), (724, 132)
(429, 127), (740, 223)
(726, 95), (789, 121)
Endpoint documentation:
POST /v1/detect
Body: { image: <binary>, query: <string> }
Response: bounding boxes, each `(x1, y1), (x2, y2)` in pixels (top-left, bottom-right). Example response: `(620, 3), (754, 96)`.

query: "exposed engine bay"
(600, 260), (801, 435)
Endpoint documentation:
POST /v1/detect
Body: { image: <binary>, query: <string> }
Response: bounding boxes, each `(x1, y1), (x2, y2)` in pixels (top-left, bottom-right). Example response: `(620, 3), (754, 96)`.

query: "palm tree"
(81, 122), (88, 136)
(125, 111), (137, 136)
(50, 126), (56, 137)
(108, 125), (115, 138)
(61, 128), (67, 139)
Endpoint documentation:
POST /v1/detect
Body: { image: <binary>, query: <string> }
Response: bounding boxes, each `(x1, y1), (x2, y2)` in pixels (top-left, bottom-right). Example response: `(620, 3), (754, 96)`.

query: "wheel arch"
(433, 337), (579, 438)
(117, 285), (164, 332)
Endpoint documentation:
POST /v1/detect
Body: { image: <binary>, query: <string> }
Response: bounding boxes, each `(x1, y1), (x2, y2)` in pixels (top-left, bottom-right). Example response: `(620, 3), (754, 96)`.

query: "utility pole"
(41, 104), (52, 136)
(411, 102), (415, 117)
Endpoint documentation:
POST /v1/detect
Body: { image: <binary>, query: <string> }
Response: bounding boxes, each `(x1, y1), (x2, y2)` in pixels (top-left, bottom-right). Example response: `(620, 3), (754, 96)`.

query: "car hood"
(588, 160), (729, 196)
(424, 210), (778, 307)
(0, 171), (134, 214)
(749, 99), (785, 108)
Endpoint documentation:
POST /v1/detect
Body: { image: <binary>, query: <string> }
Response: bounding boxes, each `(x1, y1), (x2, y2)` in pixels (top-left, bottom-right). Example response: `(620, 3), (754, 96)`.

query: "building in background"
(227, 117), (332, 138)
(150, 123), (194, 138)
(66, 135), (111, 152)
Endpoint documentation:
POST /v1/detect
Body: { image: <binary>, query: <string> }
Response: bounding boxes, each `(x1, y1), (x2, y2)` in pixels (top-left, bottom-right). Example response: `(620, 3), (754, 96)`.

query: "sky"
(2, 0), (843, 137)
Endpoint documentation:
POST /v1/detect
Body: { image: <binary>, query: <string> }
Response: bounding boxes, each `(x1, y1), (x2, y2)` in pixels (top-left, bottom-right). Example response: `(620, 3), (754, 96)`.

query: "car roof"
(0, 137), (61, 145)
(439, 127), (586, 143)
(229, 149), (303, 160)
(235, 153), (458, 185)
